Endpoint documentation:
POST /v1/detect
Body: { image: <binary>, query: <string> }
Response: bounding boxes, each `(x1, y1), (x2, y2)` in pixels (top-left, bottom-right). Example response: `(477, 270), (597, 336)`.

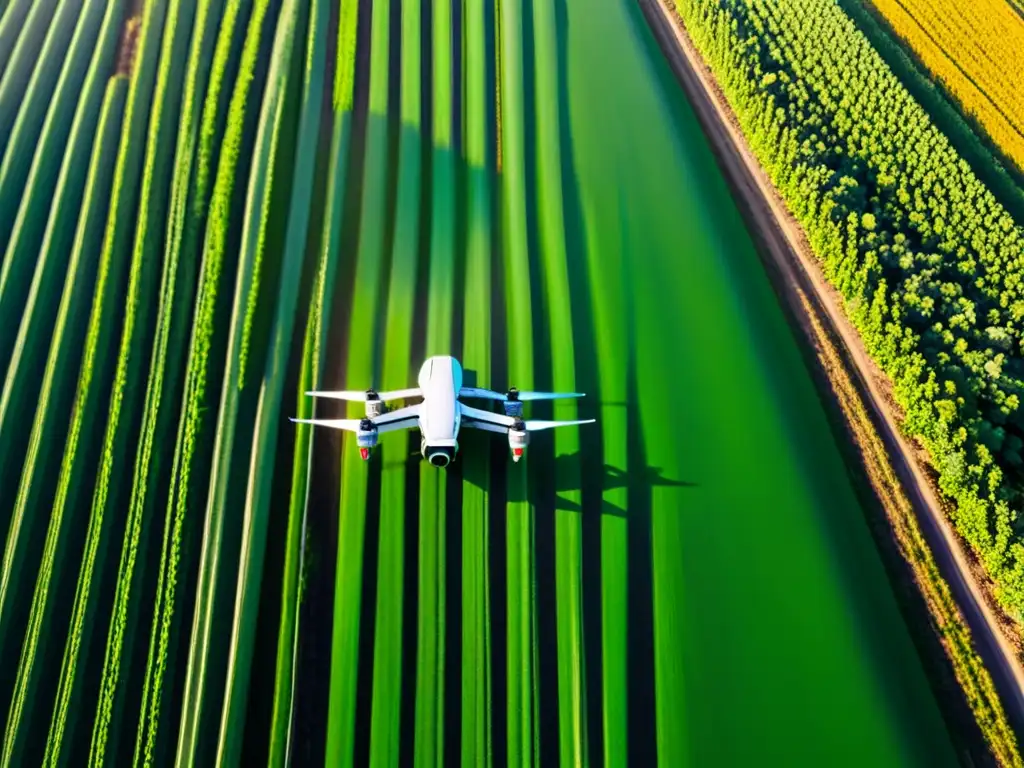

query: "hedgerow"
(674, 0), (1024, 613)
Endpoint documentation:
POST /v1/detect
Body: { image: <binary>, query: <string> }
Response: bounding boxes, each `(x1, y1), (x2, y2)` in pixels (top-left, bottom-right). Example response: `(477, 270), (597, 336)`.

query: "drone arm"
(374, 403), (422, 427)
(459, 403), (516, 427)
(459, 386), (505, 400)
(375, 417), (421, 434)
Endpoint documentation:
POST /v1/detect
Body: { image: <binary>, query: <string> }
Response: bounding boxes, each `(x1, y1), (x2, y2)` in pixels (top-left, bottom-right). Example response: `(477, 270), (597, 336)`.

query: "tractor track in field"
(641, 0), (1024, 738)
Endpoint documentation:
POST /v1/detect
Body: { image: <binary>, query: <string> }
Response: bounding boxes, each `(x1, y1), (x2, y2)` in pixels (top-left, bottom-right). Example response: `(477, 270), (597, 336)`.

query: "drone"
(290, 355), (595, 466)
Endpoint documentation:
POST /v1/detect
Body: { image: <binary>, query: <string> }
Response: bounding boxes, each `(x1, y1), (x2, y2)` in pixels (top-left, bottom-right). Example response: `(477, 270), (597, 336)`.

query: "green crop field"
(0, 0), (1008, 762)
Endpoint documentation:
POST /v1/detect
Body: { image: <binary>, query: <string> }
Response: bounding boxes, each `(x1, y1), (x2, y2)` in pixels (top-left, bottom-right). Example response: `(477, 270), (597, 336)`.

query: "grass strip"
(214, 0), (324, 760)
(0, 76), (128, 768)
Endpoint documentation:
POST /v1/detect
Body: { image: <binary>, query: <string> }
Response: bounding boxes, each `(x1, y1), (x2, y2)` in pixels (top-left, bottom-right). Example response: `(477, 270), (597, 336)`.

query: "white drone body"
(291, 355), (595, 466)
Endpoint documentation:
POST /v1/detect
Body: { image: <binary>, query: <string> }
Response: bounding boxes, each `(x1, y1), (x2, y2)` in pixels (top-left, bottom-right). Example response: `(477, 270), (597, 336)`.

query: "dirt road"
(638, 0), (1024, 736)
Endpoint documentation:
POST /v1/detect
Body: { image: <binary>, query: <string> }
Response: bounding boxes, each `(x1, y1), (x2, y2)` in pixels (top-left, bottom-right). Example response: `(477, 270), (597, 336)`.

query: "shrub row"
(673, 0), (1024, 613)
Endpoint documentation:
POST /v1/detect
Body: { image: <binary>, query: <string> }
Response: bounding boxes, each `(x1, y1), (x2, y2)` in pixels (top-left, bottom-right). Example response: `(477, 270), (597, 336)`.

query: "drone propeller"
(459, 386), (584, 402)
(520, 418), (595, 431)
(306, 386), (421, 402)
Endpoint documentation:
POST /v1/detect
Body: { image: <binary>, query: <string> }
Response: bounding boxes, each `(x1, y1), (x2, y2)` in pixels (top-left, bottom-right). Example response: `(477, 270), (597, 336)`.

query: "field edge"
(639, 0), (1024, 761)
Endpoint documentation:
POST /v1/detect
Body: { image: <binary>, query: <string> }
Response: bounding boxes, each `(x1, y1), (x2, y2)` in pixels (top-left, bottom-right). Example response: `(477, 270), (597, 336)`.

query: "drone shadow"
(454, 432), (695, 517)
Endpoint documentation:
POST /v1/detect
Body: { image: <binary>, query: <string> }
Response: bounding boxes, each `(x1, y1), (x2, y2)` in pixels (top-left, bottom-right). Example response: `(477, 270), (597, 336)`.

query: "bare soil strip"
(639, 0), (1024, 736)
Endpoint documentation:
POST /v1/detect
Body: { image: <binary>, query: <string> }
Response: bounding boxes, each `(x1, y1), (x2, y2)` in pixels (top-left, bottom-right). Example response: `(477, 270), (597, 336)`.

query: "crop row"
(0, 0), (106, 356)
(1, 73), (128, 768)
(271, 0), (360, 754)
(126, 0), (230, 760)
(159, 0), (277, 753)
(867, 0), (1024, 171)
(364, 0), (422, 759)
(322, 0), (388, 759)
(0, 0), (323, 758)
